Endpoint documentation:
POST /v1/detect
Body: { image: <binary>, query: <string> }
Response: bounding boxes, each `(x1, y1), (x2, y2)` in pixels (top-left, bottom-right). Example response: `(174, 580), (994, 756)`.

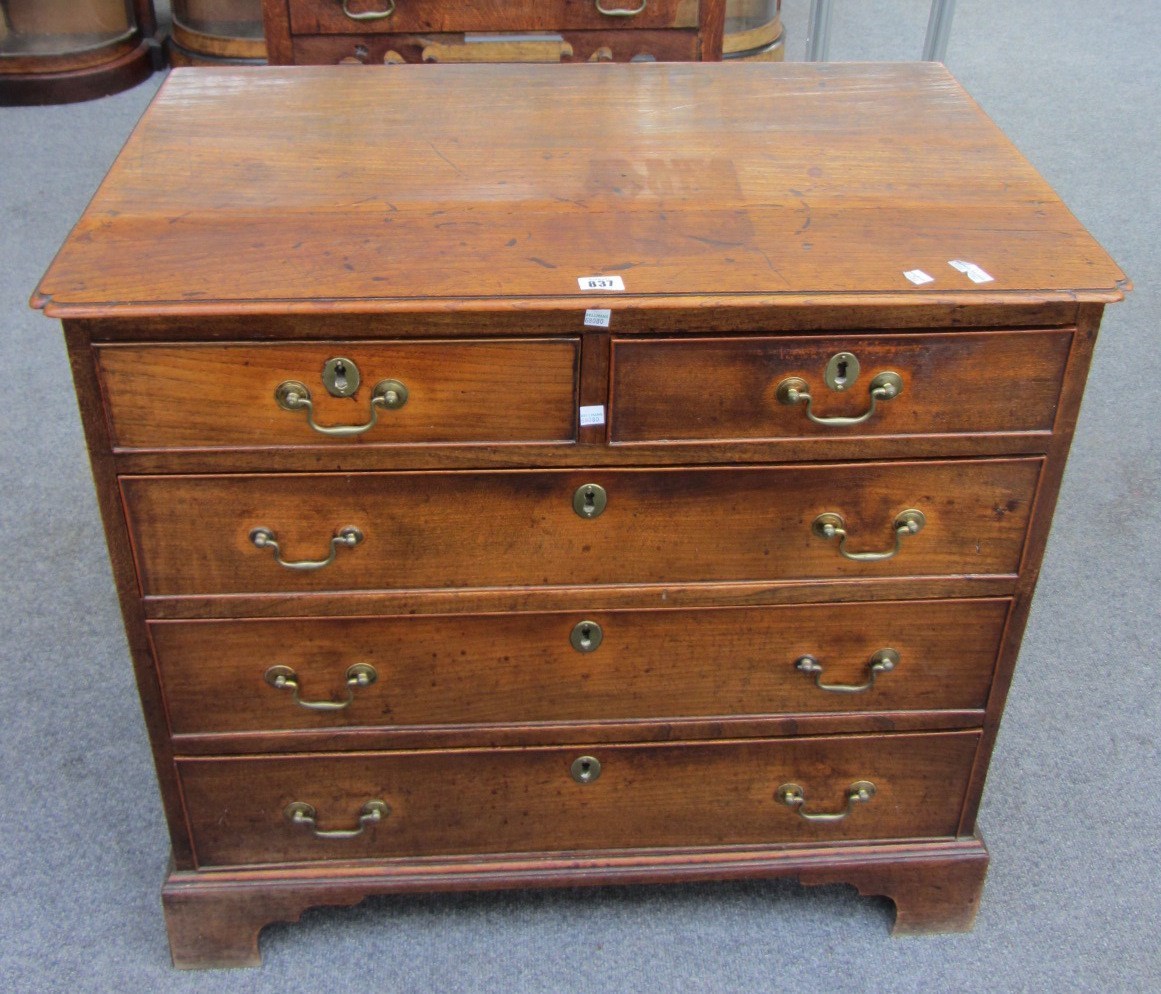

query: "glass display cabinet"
(0, 0), (161, 103)
(724, 0), (784, 62)
(169, 0), (265, 66)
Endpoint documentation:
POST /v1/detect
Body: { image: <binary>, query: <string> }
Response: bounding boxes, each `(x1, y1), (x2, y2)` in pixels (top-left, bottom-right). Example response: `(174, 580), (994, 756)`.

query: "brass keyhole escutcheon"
(322, 356), (361, 397)
(824, 351), (860, 392)
(573, 483), (608, 519)
(571, 755), (602, 784)
(570, 620), (603, 653)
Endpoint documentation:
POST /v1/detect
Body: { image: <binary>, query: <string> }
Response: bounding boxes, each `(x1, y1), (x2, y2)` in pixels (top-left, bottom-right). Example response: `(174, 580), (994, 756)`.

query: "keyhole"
(579, 625), (592, 648)
(573, 483), (607, 519)
(571, 755), (602, 783)
(333, 361), (348, 392)
(835, 359), (848, 386)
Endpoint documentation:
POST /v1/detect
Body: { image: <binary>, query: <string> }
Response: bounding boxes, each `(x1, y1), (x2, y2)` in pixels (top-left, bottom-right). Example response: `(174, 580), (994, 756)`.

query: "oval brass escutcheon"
(573, 483), (608, 519)
(823, 351), (860, 392)
(570, 620), (603, 652)
(570, 755), (602, 784)
(322, 357), (361, 397)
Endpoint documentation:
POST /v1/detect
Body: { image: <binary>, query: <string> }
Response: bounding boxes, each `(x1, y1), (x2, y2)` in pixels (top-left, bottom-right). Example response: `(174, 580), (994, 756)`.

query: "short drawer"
(95, 339), (578, 450)
(178, 730), (980, 867)
(152, 599), (1008, 736)
(121, 458), (1040, 596)
(288, 0), (698, 35)
(292, 29), (701, 65)
(610, 330), (1071, 443)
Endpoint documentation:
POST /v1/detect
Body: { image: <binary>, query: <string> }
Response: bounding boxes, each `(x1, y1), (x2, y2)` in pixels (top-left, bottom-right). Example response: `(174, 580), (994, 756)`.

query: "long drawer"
(178, 731), (980, 867)
(152, 599), (1008, 736)
(611, 330), (1071, 443)
(292, 30), (701, 65)
(95, 339), (579, 450)
(287, 0), (699, 35)
(121, 459), (1040, 596)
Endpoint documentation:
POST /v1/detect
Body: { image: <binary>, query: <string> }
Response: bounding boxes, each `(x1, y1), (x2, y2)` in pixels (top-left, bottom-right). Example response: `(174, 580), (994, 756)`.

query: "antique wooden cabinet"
(261, 0), (727, 64)
(33, 63), (1127, 968)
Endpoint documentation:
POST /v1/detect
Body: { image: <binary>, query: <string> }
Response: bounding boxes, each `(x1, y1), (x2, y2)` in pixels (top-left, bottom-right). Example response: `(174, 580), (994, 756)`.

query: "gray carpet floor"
(2, 1), (1158, 990)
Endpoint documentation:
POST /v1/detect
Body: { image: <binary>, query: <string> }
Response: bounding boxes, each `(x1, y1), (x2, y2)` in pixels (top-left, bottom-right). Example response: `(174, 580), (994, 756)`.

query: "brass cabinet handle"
(249, 525), (363, 571)
(776, 781), (876, 823)
(285, 800), (390, 839)
(795, 649), (898, 694)
(275, 379), (407, 438)
(341, 0), (395, 21)
(776, 371), (902, 427)
(595, 0), (647, 15)
(265, 663), (377, 711)
(812, 509), (925, 562)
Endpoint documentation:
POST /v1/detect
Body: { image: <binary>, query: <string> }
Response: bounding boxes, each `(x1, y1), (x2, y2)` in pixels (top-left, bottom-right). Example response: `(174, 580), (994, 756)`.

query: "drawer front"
(610, 330), (1072, 443)
(288, 0), (699, 35)
(122, 459), (1040, 596)
(153, 599), (1008, 735)
(292, 29), (701, 65)
(179, 731), (980, 866)
(96, 339), (578, 449)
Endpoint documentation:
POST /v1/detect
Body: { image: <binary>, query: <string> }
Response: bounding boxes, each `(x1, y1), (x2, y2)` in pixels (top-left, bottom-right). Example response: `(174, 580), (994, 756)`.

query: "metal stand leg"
(805, 0), (834, 62)
(922, 0), (957, 61)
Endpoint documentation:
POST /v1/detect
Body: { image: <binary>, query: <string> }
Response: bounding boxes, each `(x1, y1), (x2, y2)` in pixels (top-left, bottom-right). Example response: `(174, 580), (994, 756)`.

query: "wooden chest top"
(33, 62), (1126, 317)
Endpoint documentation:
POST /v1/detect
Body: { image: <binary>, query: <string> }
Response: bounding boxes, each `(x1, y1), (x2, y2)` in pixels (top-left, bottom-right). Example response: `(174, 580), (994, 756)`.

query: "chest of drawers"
(33, 63), (1127, 968)
(262, 0), (726, 65)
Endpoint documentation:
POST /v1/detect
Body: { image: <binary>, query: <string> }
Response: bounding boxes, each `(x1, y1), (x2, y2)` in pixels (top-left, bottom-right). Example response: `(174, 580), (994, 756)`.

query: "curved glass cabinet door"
(0, 0), (160, 104)
(723, 0), (784, 61)
(169, 0), (266, 66)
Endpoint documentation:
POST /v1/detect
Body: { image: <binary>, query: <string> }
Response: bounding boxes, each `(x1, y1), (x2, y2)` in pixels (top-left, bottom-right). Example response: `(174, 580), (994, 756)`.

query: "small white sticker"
(903, 269), (935, 285)
(578, 275), (625, 292)
(579, 405), (606, 427)
(948, 260), (994, 284)
(584, 308), (612, 328)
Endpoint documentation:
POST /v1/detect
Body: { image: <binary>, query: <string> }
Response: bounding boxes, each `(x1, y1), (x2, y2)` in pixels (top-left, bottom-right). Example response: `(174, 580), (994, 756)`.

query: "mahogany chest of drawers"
(33, 63), (1126, 968)
(261, 0), (727, 65)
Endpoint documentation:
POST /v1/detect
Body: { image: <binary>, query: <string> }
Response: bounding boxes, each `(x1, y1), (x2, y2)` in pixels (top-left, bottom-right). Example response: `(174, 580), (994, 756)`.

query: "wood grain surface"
(177, 730), (980, 866)
(33, 63), (1126, 316)
(96, 338), (579, 449)
(120, 458), (1041, 596)
(149, 598), (1009, 735)
(286, 0), (699, 34)
(611, 329), (1071, 442)
(290, 29), (701, 66)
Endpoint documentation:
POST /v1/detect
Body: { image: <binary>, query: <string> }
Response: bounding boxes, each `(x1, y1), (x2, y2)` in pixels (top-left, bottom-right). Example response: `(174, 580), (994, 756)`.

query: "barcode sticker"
(948, 260), (994, 284)
(578, 275), (625, 292)
(903, 269), (935, 285)
(584, 308), (612, 328)
(579, 405), (606, 427)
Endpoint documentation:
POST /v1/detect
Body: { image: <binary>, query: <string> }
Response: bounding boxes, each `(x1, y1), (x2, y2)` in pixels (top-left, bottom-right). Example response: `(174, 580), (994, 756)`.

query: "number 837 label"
(577, 275), (625, 291)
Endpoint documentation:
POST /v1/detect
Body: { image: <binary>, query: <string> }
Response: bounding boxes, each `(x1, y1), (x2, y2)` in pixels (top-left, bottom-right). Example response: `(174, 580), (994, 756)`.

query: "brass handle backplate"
(341, 0), (395, 20)
(285, 800), (390, 838)
(275, 378), (407, 437)
(595, 0), (647, 15)
(812, 509), (925, 562)
(249, 525), (363, 571)
(776, 371), (902, 426)
(265, 663), (377, 711)
(777, 781), (876, 823)
(795, 649), (898, 693)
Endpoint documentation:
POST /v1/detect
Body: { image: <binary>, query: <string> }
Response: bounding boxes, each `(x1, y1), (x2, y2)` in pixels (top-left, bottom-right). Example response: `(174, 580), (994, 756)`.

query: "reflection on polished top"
(33, 62), (1127, 315)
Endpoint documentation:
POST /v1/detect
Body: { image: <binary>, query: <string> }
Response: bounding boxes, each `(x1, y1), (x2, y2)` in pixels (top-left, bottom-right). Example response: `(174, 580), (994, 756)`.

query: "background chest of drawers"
(261, 0), (728, 65)
(34, 63), (1126, 968)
